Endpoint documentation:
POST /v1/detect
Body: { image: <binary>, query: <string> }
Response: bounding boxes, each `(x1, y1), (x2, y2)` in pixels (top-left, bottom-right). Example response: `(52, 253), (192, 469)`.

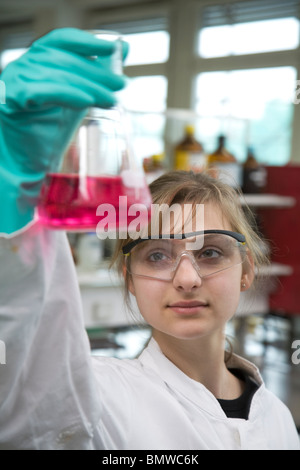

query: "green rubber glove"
(0, 28), (129, 235)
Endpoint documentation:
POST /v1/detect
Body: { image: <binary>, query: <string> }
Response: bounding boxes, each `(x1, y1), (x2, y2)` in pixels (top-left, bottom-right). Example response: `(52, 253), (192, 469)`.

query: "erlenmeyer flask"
(36, 31), (152, 232)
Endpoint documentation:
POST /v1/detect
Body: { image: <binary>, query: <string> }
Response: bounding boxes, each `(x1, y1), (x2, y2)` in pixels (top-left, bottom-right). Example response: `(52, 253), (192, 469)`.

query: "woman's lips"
(168, 301), (208, 315)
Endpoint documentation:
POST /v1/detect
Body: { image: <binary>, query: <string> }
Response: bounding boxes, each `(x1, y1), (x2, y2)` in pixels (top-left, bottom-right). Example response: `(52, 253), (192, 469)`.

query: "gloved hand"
(0, 28), (129, 235)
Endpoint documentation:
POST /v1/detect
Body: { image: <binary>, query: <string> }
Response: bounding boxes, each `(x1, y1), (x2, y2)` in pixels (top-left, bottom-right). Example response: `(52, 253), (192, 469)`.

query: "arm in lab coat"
(0, 223), (104, 449)
(0, 28), (130, 448)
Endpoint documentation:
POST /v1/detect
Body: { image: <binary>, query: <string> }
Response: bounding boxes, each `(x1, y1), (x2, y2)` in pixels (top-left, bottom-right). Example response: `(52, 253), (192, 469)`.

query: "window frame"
(195, 1), (300, 164)
(1, 0), (300, 164)
(86, 0), (300, 164)
(86, 3), (170, 80)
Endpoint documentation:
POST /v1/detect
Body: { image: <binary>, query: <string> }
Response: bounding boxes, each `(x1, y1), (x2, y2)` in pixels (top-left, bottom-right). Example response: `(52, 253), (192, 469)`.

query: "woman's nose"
(172, 255), (202, 291)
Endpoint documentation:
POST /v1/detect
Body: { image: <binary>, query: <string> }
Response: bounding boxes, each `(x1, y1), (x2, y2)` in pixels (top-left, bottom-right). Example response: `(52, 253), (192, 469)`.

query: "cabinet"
(236, 192), (296, 317)
(255, 165), (300, 316)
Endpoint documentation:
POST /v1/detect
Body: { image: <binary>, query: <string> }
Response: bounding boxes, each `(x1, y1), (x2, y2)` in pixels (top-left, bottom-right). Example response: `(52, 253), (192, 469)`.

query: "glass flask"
(37, 31), (152, 232)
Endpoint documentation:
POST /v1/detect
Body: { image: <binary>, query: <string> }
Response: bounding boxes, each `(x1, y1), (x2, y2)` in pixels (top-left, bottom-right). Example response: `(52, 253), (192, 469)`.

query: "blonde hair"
(111, 170), (269, 307)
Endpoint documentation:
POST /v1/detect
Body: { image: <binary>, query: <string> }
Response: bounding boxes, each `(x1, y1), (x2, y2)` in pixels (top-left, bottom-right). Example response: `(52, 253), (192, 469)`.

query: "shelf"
(77, 268), (121, 288)
(258, 263), (293, 277)
(241, 194), (296, 208)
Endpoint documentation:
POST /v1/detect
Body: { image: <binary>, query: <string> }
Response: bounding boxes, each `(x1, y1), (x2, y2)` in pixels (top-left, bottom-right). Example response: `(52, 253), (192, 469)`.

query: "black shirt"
(217, 368), (260, 420)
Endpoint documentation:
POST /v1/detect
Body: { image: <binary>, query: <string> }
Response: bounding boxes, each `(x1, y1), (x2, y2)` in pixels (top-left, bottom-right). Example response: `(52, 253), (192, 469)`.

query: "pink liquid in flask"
(37, 173), (152, 231)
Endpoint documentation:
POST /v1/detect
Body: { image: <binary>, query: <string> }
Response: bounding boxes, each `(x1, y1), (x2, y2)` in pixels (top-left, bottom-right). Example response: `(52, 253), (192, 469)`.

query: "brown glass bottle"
(242, 147), (267, 193)
(206, 135), (242, 189)
(174, 125), (206, 172)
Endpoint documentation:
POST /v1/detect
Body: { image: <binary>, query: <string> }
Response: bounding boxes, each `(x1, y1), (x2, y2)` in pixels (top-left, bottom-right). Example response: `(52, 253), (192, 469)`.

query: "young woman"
(0, 169), (299, 450)
(0, 28), (299, 450)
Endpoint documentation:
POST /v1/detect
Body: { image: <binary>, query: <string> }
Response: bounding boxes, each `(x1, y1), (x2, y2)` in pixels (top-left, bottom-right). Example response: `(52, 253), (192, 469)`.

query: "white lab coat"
(0, 222), (299, 450)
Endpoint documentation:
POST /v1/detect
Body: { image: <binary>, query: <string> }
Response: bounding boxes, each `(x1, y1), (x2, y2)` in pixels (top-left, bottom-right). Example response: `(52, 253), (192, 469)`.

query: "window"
(94, 20), (169, 164)
(91, 17), (170, 164)
(0, 28), (33, 70)
(88, 1), (300, 165)
(121, 75), (167, 113)
(124, 31), (170, 66)
(1, 2), (298, 167)
(194, 67), (296, 165)
(121, 29), (169, 163)
(192, 0), (300, 165)
(121, 75), (168, 162)
(199, 17), (300, 58)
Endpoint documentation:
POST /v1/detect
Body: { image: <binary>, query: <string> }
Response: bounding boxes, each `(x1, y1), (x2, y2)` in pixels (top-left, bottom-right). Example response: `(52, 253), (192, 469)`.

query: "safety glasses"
(123, 230), (247, 282)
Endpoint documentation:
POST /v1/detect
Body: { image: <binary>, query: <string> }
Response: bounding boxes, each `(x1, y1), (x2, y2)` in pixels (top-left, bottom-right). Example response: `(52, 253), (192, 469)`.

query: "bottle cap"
(185, 125), (195, 135)
(218, 135), (226, 146)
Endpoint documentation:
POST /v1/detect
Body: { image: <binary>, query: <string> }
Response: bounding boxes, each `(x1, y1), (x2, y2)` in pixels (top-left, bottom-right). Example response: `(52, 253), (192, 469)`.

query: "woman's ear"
(241, 250), (255, 291)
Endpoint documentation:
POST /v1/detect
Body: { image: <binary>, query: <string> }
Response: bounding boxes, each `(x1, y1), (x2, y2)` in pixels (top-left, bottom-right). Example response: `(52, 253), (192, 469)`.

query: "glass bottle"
(206, 135), (242, 189)
(174, 125), (206, 172)
(242, 147), (267, 193)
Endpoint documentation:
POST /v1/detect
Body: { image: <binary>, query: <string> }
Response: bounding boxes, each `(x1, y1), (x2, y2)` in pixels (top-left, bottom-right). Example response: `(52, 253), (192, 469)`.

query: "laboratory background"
(1, 0), (300, 435)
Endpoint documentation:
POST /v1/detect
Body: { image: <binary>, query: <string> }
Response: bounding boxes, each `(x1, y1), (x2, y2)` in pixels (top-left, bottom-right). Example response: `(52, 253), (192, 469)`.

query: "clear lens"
(126, 233), (246, 281)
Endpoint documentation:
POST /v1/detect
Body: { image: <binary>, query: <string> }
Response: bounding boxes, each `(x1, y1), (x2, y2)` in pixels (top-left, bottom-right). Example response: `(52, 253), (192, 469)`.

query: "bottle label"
(213, 162), (242, 188)
(249, 168), (267, 187)
(189, 152), (206, 171)
(175, 151), (206, 172)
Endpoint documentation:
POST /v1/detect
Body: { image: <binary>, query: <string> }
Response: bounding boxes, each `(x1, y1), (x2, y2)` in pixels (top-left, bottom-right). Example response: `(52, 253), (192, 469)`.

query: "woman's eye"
(148, 252), (168, 262)
(200, 248), (221, 259)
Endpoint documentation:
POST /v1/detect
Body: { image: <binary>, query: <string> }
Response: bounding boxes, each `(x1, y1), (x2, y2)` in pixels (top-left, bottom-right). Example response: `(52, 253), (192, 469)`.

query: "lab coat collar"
(139, 338), (264, 418)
